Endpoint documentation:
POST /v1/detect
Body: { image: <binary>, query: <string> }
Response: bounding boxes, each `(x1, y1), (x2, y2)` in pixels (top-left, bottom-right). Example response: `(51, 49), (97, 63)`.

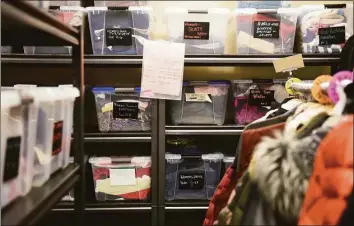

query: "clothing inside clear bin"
(94, 89), (151, 132)
(299, 6), (353, 54)
(236, 10), (297, 54)
(232, 80), (289, 126)
(170, 84), (229, 125)
(237, 1), (289, 9)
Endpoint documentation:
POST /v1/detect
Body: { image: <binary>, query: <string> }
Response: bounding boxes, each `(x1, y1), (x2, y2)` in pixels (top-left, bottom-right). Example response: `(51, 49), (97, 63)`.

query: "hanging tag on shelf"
(273, 54), (304, 73)
(140, 40), (185, 100)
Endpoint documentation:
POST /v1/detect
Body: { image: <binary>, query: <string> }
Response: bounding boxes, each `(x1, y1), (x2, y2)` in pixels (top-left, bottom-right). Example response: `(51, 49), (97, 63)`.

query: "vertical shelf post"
(158, 99), (166, 226)
(73, 13), (86, 225)
(151, 99), (159, 226)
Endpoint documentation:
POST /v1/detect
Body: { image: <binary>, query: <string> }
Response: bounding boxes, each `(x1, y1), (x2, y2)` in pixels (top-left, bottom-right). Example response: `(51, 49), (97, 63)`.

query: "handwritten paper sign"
(319, 26), (345, 46)
(106, 28), (133, 46)
(141, 40), (185, 100)
(184, 21), (210, 40)
(253, 21), (280, 39)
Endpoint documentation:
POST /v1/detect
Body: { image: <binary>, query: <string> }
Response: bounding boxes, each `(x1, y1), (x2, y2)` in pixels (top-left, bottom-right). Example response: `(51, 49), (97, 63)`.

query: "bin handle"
(188, 10), (208, 14)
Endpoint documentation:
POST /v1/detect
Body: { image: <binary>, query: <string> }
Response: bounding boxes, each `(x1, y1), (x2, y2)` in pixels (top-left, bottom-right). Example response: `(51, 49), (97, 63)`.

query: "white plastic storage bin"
(87, 6), (152, 55)
(165, 153), (224, 200)
(58, 86), (79, 168)
(298, 5), (354, 54)
(165, 8), (230, 55)
(169, 81), (230, 125)
(232, 79), (289, 126)
(234, 8), (298, 54)
(1, 46), (12, 54)
(89, 156), (151, 201)
(92, 87), (152, 132)
(1, 91), (23, 208)
(2, 87), (40, 196)
(24, 6), (84, 55)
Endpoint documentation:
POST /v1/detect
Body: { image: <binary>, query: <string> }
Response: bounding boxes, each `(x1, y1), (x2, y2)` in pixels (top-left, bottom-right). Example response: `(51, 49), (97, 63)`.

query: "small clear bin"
(87, 6), (152, 55)
(223, 157), (235, 171)
(165, 153), (224, 200)
(1, 90), (23, 208)
(164, 8), (230, 55)
(24, 6), (84, 55)
(232, 79), (289, 126)
(92, 87), (152, 132)
(234, 8), (298, 54)
(298, 4), (354, 54)
(169, 81), (230, 125)
(89, 156), (151, 201)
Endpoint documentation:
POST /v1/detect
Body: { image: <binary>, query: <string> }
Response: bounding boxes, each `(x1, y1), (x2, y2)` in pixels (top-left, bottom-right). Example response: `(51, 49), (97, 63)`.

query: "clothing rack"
(289, 79), (352, 97)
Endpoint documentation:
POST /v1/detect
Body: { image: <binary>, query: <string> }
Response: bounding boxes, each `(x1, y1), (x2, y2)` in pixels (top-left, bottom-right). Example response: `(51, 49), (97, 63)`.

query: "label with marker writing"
(106, 28), (133, 46)
(254, 21), (280, 39)
(3, 136), (21, 182)
(319, 26), (345, 46)
(248, 89), (275, 106)
(178, 172), (205, 190)
(113, 102), (139, 119)
(184, 21), (210, 40)
(52, 121), (63, 156)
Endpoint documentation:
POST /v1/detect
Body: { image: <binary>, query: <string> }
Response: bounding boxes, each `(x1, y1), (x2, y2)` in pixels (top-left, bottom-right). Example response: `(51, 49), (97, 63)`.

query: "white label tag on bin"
(109, 168), (136, 186)
(102, 102), (113, 113)
(185, 93), (212, 103)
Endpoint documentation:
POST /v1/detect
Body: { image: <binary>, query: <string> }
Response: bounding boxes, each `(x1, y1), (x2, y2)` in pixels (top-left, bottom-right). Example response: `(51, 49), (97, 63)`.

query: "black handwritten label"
(52, 121), (63, 156)
(184, 21), (210, 40)
(3, 136), (21, 182)
(113, 102), (139, 119)
(253, 21), (280, 39)
(248, 89), (275, 106)
(106, 28), (133, 46)
(178, 172), (205, 190)
(319, 26), (345, 46)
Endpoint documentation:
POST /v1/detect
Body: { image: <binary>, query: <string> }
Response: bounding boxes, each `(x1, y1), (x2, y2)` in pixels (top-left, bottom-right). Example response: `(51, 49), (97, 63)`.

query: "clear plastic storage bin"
(223, 157), (235, 171)
(87, 6), (152, 55)
(234, 8), (298, 54)
(1, 46), (12, 54)
(89, 156), (151, 201)
(164, 8), (230, 54)
(169, 81), (230, 125)
(1, 90), (23, 208)
(92, 87), (152, 132)
(298, 5), (354, 54)
(24, 6), (84, 55)
(232, 79), (289, 126)
(165, 153), (224, 200)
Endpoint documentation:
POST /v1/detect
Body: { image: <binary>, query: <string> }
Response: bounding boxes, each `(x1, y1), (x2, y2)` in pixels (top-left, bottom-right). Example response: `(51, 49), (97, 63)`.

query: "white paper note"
(109, 168), (136, 186)
(141, 40), (185, 100)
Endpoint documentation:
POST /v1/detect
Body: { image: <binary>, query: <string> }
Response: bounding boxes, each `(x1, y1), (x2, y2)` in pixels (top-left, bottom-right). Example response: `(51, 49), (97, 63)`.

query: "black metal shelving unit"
(1, 1), (85, 225)
(1, 2), (344, 226)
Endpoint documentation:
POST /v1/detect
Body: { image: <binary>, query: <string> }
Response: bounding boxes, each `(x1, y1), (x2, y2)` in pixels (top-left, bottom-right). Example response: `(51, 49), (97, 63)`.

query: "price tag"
(106, 28), (133, 46)
(113, 102), (139, 119)
(109, 168), (136, 186)
(253, 21), (280, 39)
(184, 21), (210, 40)
(248, 89), (275, 106)
(273, 54), (304, 73)
(178, 172), (205, 190)
(319, 26), (346, 46)
(185, 93), (212, 103)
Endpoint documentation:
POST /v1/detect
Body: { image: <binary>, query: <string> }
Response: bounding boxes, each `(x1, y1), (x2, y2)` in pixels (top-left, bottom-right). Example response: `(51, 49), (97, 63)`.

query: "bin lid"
(165, 153), (182, 160)
(58, 86), (80, 99)
(89, 156), (151, 168)
(183, 80), (230, 86)
(202, 153), (224, 160)
(1, 90), (21, 109)
(223, 157), (235, 163)
(92, 87), (141, 93)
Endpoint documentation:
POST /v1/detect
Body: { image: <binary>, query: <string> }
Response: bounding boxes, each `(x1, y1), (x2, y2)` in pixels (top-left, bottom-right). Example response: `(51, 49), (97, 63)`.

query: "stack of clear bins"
(24, 6), (84, 55)
(87, 6), (152, 55)
(89, 156), (151, 201)
(234, 8), (298, 54)
(164, 8), (230, 54)
(92, 87), (152, 132)
(169, 81), (230, 125)
(165, 153), (224, 200)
